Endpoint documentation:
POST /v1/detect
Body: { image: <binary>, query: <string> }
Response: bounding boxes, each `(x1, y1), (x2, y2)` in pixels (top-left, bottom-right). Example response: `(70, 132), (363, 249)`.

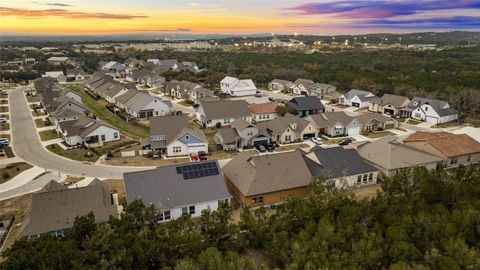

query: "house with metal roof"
(19, 180), (118, 239)
(124, 92), (172, 120)
(400, 97), (458, 124)
(123, 160), (231, 222)
(220, 76), (257, 97)
(339, 89), (378, 108)
(369, 94), (410, 116)
(195, 100), (252, 128)
(223, 147), (379, 207)
(142, 115), (208, 157)
(357, 136), (443, 177)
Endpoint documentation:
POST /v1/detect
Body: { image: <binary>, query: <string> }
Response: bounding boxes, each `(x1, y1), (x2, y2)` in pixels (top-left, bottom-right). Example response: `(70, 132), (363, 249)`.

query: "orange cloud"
(0, 7), (148, 20)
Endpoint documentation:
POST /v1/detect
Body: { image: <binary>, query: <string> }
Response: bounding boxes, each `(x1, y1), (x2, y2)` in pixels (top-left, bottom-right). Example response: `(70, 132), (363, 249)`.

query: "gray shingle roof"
(123, 161), (231, 210)
(20, 179), (117, 237)
(344, 89), (378, 102)
(149, 115), (207, 146)
(289, 96), (325, 111)
(199, 100), (251, 119)
(372, 94), (410, 108)
(257, 114), (310, 136)
(407, 97), (457, 117)
(215, 128), (240, 144)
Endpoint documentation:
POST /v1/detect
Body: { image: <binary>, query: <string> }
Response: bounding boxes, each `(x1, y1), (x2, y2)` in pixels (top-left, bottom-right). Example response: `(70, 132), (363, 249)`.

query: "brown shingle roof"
(404, 131), (480, 157)
(249, 102), (277, 114)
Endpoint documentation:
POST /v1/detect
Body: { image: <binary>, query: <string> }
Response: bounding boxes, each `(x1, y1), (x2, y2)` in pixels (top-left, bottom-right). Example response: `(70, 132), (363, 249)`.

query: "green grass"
(66, 85), (149, 138)
(39, 130), (58, 141)
(47, 144), (100, 162)
(179, 100), (194, 107)
(406, 119), (422, 125)
(34, 119), (52, 128)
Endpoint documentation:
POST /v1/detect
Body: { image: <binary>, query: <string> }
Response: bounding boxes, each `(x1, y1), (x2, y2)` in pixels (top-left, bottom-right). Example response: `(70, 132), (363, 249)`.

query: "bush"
(2, 172), (10, 179)
(215, 122), (222, 129)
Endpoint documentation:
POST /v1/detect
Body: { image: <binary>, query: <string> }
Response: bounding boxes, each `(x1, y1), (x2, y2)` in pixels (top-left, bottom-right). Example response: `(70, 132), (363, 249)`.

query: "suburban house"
(220, 76), (257, 96)
(268, 79), (294, 91)
(167, 80), (213, 102)
(339, 89), (378, 108)
(46, 56), (71, 65)
(357, 113), (398, 132)
(123, 161), (232, 223)
(357, 136), (443, 177)
(50, 107), (85, 130)
(289, 78), (317, 96)
(196, 100), (252, 128)
(142, 73), (165, 88)
(102, 83), (136, 104)
(44, 71), (66, 83)
(306, 111), (361, 137)
(400, 97), (458, 124)
(126, 69), (152, 83)
(85, 73), (113, 91)
(142, 115), (208, 157)
(288, 96), (325, 117)
(99, 61), (126, 78)
(369, 94), (410, 116)
(57, 115), (120, 147)
(403, 131), (480, 168)
(66, 67), (87, 81)
(44, 95), (91, 118)
(115, 90), (139, 109)
(310, 83), (337, 98)
(19, 180), (119, 239)
(257, 114), (319, 144)
(249, 102), (278, 122)
(223, 147), (378, 207)
(148, 59), (180, 70)
(214, 119), (270, 150)
(124, 92), (172, 120)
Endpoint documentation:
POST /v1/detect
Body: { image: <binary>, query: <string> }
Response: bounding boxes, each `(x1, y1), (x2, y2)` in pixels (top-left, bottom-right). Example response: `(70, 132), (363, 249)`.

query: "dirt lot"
(350, 184), (382, 199)
(0, 162), (33, 184)
(0, 194), (32, 250)
(104, 179), (126, 205)
(105, 155), (189, 166)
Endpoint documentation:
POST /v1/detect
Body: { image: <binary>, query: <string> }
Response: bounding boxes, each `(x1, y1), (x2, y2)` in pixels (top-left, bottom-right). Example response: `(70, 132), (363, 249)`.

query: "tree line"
(1, 166), (480, 269)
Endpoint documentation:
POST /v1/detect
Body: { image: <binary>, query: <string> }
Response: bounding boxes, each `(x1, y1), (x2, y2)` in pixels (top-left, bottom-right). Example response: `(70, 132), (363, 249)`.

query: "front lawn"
(0, 123), (10, 131)
(0, 106), (9, 113)
(363, 131), (395, 139)
(406, 119), (422, 125)
(322, 136), (356, 145)
(46, 144), (100, 162)
(39, 130), (58, 141)
(0, 162), (33, 184)
(179, 100), (194, 107)
(66, 85), (149, 138)
(34, 119), (52, 128)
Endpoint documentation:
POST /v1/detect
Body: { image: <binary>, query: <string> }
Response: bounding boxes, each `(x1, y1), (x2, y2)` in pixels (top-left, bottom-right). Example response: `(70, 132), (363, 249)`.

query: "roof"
(289, 96), (325, 111)
(124, 93), (171, 112)
(44, 71), (64, 79)
(66, 67), (85, 76)
(403, 131), (480, 157)
(223, 150), (313, 196)
(257, 114), (311, 136)
(407, 97), (457, 117)
(249, 102), (277, 114)
(270, 79), (294, 88)
(356, 113), (394, 125)
(57, 116), (95, 137)
(293, 78), (314, 86)
(215, 128), (240, 144)
(123, 161), (231, 210)
(47, 56), (69, 61)
(372, 94), (410, 108)
(303, 147), (379, 178)
(115, 89), (139, 104)
(199, 100), (251, 119)
(357, 136), (443, 171)
(230, 119), (255, 132)
(149, 115), (207, 146)
(51, 108), (85, 119)
(343, 89), (377, 101)
(20, 179), (117, 237)
(307, 111), (355, 129)
(128, 69), (152, 80)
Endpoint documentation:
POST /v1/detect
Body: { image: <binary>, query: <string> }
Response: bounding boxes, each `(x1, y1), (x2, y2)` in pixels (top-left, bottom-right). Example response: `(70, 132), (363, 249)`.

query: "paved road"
(9, 86), (152, 179)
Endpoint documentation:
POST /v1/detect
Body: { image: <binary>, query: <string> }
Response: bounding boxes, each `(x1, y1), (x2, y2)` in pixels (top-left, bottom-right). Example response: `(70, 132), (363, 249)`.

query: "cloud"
(356, 16), (480, 29)
(286, 0), (480, 19)
(31, 2), (74, 7)
(0, 7), (148, 19)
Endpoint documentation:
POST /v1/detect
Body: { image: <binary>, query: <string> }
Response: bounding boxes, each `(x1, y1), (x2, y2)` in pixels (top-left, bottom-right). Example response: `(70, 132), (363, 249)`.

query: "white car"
(311, 137), (323, 145)
(0, 118), (6, 123)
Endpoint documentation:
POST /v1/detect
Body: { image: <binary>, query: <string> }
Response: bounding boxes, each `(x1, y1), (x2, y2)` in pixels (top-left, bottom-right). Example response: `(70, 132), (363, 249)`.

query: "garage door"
(348, 127), (361, 135)
(351, 102), (360, 107)
(303, 133), (316, 140)
(187, 145), (208, 154)
(253, 139), (268, 147)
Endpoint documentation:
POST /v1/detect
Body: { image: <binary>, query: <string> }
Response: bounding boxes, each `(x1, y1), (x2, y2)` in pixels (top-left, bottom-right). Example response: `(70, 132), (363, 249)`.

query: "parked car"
(311, 137), (323, 145)
(0, 138), (9, 147)
(268, 96), (276, 102)
(198, 151), (208, 161)
(0, 117), (6, 123)
(255, 93), (262, 98)
(266, 144), (275, 152)
(256, 144), (267, 153)
(338, 138), (352, 146)
(189, 152), (199, 161)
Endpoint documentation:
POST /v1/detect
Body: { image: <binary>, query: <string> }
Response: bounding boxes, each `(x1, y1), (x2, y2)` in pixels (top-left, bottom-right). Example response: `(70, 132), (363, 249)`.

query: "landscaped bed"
(104, 179), (126, 204)
(0, 162), (33, 184)
(39, 130), (58, 141)
(275, 143), (310, 152)
(46, 144), (100, 162)
(322, 136), (356, 145)
(406, 119), (422, 125)
(105, 155), (189, 166)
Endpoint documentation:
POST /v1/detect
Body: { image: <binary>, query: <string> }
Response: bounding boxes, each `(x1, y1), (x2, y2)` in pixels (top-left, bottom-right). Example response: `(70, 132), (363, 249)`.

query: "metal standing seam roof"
(123, 160), (232, 211)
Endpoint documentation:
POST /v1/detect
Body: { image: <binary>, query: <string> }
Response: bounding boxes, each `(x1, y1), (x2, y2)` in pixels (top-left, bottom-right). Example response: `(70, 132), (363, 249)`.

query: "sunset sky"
(1, 0), (479, 35)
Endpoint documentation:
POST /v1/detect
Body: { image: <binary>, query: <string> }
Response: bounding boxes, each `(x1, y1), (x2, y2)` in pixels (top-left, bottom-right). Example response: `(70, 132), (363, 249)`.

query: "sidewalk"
(0, 172), (61, 201)
(0, 166), (46, 193)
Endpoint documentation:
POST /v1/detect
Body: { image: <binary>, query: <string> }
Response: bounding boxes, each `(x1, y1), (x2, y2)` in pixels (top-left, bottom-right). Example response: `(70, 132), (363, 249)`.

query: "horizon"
(1, 0), (479, 35)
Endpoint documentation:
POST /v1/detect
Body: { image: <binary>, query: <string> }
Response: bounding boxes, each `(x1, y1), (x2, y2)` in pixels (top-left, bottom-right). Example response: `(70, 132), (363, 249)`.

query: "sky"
(0, 0), (479, 35)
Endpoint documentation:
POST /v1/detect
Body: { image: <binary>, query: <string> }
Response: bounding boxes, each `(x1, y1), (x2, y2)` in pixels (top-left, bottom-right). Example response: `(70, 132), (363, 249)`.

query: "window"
(450, 157), (458, 164)
(467, 155), (471, 162)
(185, 135), (189, 140)
(368, 173), (374, 182)
(164, 211), (171, 220)
(173, 147), (181, 153)
(189, 205), (196, 214)
(113, 132), (118, 139)
(224, 118), (231, 124)
(156, 111), (159, 116)
(182, 207), (188, 214)
(357, 175), (362, 184)
(363, 174), (368, 183)
(415, 113), (421, 118)
(252, 196), (264, 205)
(101, 135), (106, 141)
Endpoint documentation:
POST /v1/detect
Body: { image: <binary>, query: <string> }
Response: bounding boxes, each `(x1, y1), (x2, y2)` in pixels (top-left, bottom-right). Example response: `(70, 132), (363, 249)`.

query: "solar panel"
(177, 161), (220, 180)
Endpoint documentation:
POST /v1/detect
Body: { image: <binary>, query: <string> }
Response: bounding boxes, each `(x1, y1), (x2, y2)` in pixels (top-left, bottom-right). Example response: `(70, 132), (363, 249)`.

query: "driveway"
(8, 86), (153, 179)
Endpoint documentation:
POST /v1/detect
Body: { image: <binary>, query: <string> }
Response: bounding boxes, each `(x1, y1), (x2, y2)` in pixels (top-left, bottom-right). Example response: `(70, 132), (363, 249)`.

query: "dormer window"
(185, 135), (189, 140)
(413, 101), (418, 106)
